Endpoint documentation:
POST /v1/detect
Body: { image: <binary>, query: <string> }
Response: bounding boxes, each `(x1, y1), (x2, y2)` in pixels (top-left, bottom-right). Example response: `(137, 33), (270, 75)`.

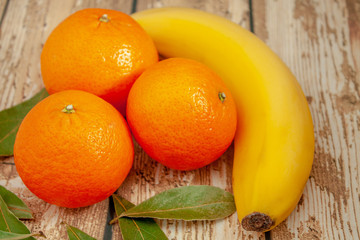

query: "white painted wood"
(0, 1), (132, 239)
(252, 0), (360, 239)
(1, 0), (358, 239)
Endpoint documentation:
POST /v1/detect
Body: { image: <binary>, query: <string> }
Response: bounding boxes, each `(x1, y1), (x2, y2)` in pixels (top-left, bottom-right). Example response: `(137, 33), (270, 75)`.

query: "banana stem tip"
(241, 212), (273, 232)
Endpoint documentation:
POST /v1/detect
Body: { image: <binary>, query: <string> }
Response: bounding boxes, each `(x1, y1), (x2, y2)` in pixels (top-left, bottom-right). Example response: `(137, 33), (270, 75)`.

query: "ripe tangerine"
(41, 8), (158, 115)
(14, 90), (134, 208)
(126, 58), (237, 170)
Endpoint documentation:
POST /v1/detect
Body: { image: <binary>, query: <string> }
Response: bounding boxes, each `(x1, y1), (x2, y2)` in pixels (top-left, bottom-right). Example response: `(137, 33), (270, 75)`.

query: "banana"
(132, 8), (314, 232)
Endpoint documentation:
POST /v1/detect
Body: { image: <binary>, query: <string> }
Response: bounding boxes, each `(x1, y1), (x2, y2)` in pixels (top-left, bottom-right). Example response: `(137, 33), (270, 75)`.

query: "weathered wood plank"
(253, 0), (360, 239)
(0, 0), (9, 25)
(118, 1), (265, 240)
(2, 0), (358, 239)
(136, 0), (251, 28)
(0, 0), (133, 239)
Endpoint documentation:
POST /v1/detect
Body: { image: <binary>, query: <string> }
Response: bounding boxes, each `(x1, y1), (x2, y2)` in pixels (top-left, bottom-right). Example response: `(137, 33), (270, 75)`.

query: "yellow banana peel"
(132, 7), (314, 232)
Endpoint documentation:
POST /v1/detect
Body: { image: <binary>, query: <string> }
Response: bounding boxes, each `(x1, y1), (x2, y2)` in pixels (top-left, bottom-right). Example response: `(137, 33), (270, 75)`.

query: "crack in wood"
(0, 0), (10, 27)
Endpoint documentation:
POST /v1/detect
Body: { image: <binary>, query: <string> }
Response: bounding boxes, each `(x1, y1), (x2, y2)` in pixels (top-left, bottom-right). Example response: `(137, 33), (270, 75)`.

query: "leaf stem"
(33, 231), (46, 238)
(109, 216), (120, 225)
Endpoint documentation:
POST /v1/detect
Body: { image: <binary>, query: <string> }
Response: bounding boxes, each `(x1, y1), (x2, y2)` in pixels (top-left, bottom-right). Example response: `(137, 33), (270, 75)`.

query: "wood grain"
(0, 1), (132, 239)
(252, 0), (360, 239)
(1, 0), (359, 239)
(0, 0), (9, 25)
(114, 1), (264, 240)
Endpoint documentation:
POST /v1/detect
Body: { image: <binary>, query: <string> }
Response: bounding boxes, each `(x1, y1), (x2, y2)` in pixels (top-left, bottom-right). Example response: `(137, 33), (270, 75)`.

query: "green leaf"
(0, 89), (48, 156)
(0, 195), (34, 240)
(112, 195), (168, 240)
(0, 186), (33, 219)
(117, 186), (236, 221)
(63, 223), (96, 240)
(0, 230), (45, 239)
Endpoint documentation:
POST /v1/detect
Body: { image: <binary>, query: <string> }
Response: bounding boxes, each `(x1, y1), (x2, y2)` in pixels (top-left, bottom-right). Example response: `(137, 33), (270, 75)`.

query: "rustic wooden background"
(0, 0), (359, 239)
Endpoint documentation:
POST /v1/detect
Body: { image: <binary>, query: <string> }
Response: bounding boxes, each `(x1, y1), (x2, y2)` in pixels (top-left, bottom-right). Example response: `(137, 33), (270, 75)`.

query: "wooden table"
(1, 0), (359, 239)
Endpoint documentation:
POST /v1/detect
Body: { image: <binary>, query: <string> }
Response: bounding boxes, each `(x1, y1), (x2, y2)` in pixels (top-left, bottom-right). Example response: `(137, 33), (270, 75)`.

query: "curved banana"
(132, 8), (314, 232)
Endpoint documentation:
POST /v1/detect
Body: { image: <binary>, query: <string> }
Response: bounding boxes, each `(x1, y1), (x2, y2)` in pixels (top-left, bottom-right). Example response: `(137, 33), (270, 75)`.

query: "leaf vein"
(8, 206), (32, 214)
(149, 189), (196, 209)
(68, 227), (81, 240)
(0, 122), (20, 144)
(0, 202), (11, 232)
(114, 196), (146, 240)
(138, 226), (164, 238)
(114, 195), (128, 212)
(132, 220), (145, 240)
(124, 201), (234, 217)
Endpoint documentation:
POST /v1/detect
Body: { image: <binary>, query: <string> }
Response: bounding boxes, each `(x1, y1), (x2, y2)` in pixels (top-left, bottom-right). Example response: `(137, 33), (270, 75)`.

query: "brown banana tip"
(241, 212), (274, 232)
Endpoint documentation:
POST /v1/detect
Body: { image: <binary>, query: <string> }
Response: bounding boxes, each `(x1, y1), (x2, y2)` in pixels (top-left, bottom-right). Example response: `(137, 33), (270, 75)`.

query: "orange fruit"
(14, 90), (134, 208)
(41, 8), (158, 115)
(126, 58), (237, 171)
